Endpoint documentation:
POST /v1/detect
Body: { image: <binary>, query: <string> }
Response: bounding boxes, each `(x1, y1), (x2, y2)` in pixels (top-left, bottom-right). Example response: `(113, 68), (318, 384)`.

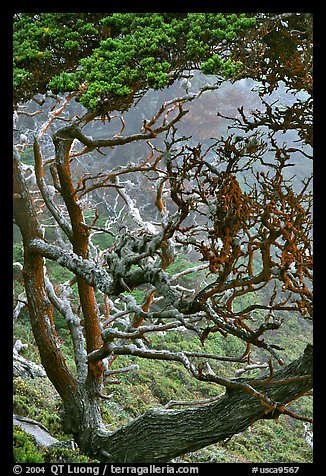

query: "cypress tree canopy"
(13, 13), (256, 111)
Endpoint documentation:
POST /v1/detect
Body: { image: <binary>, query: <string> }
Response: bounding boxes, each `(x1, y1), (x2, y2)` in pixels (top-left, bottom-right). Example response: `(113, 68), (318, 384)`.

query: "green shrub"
(42, 443), (99, 463)
(13, 425), (100, 463)
(13, 425), (45, 463)
(13, 242), (24, 264)
(13, 377), (62, 437)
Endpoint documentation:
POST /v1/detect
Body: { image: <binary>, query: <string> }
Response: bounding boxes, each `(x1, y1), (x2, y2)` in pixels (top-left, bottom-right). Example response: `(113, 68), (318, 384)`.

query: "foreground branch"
(92, 344), (312, 462)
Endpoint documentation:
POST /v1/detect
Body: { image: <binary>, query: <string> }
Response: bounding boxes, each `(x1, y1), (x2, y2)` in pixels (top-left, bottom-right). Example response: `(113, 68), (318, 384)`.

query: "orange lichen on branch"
(201, 174), (251, 274)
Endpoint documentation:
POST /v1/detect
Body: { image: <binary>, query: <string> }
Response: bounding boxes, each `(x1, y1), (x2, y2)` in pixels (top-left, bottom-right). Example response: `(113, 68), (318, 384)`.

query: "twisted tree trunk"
(75, 345), (312, 462)
(14, 147), (313, 463)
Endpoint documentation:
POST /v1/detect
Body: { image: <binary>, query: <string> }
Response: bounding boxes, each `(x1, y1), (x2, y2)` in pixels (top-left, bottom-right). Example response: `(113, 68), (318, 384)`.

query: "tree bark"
(13, 150), (78, 403)
(76, 344), (312, 462)
(52, 133), (104, 385)
(14, 414), (59, 449)
(13, 351), (46, 379)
